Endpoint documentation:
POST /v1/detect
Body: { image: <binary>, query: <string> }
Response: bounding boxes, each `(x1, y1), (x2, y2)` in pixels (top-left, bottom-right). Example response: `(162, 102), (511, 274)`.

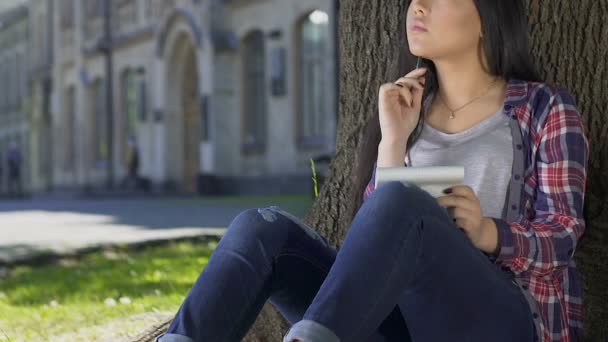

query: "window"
(64, 86), (76, 171)
(0, 62), (6, 112)
(90, 79), (108, 166)
(9, 55), (16, 111)
(120, 68), (146, 163)
(16, 54), (21, 103)
(38, 13), (46, 64)
(241, 30), (267, 153)
(296, 10), (330, 147)
(83, 0), (104, 41)
(121, 70), (137, 137)
(85, 0), (103, 18)
(148, 0), (177, 20)
(116, 0), (137, 31)
(60, 0), (75, 30)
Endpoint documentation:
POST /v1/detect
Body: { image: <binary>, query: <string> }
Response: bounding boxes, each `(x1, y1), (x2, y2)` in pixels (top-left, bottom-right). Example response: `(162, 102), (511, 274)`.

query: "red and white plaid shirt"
(363, 79), (590, 342)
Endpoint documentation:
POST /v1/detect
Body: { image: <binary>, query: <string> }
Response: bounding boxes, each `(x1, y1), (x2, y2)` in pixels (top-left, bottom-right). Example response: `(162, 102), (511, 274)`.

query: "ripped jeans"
(157, 181), (537, 342)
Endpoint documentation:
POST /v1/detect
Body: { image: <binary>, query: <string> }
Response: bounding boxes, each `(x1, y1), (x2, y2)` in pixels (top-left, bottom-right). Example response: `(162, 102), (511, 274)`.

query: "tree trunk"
(135, 0), (606, 341)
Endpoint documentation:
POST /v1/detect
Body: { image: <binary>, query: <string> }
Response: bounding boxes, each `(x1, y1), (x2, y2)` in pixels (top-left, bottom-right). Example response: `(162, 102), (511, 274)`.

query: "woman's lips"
(408, 21), (428, 32)
(409, 25), (428, 32)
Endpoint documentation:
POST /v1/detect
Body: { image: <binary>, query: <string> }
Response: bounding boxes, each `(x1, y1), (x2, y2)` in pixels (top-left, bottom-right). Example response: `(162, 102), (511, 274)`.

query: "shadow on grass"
(1, 240), (216, 306)
(0, 240), (219, 341)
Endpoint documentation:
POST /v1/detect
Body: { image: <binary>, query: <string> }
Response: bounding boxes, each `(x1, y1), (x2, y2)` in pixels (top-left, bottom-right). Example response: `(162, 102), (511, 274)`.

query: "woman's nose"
(410, 0), (428, 15)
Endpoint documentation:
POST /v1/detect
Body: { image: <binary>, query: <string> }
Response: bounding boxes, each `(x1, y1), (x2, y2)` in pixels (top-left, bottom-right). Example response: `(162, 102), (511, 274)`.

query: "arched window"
(124, 71), (137, 137)
(296, 10), (330, 147)
(89, 78), (108, 167)
(120, 68), (146, 166)
(241, 30), (267, 154)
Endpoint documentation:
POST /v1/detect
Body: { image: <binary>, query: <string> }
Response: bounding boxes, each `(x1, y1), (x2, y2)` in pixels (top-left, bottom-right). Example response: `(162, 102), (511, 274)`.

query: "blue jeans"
(157, 181), (536, 342)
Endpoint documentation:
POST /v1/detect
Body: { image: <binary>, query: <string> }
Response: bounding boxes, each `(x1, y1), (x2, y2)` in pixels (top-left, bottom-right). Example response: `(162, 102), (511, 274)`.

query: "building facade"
(0, 4), (30, 194)
(28, 0), (54, 192)
(44, 0), (337, 195)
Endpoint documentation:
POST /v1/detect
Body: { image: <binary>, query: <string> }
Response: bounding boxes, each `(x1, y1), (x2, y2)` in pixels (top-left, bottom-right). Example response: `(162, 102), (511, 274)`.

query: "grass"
(0, 194), (315, 341)
(0, 240), (218, 341)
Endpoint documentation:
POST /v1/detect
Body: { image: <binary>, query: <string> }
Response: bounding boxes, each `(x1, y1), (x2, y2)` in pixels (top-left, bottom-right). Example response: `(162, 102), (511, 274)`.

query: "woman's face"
(406, 0), (483, 61)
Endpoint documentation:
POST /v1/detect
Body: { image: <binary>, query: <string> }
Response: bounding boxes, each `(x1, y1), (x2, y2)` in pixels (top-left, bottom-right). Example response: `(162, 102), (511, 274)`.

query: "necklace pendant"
(449, 112), (455, 119)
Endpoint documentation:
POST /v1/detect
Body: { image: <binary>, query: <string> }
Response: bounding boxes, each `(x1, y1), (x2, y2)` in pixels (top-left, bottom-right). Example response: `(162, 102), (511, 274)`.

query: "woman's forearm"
(377, 139), (408, 168)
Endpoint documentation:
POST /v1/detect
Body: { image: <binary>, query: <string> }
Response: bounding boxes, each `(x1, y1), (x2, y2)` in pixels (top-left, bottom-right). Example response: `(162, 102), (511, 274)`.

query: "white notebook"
(375, 166), (465, 198)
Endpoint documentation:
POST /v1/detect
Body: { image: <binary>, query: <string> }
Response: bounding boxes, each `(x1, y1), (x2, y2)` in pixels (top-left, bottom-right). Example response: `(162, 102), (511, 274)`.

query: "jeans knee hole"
(257, 207), (279, 222)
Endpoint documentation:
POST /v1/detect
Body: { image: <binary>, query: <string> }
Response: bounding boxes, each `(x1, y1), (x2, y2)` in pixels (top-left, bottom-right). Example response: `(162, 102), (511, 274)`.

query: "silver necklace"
(438, 78), (500, 119)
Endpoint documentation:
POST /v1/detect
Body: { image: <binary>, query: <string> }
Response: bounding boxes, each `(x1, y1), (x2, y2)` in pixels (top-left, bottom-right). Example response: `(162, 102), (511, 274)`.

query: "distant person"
(7, 142), (22, 197)
(122, 137), (140, 190)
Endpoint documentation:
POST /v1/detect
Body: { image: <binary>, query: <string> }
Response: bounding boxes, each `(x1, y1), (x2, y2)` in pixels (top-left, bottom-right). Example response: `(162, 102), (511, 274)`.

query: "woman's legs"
(157, 205), (410, 342)
(285, 181), (535, 342)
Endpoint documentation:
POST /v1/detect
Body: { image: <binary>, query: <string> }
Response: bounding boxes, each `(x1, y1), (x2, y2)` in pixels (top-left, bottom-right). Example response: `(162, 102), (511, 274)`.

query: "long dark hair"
(349, 0), (542, 223)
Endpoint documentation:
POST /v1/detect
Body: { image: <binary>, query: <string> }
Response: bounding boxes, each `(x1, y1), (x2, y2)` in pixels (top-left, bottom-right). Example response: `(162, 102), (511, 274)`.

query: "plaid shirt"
(363, 79), (589, 342)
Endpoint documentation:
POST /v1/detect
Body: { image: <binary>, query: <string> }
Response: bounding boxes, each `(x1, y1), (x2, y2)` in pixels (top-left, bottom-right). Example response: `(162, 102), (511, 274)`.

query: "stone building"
(44, 0), (337, 195)
(0, 4), (29, 194)
(27, 0), (54, 192)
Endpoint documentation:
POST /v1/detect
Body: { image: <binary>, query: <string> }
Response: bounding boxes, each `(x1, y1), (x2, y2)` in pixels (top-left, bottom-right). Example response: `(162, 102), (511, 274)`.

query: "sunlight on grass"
(0, 240), (217, 341)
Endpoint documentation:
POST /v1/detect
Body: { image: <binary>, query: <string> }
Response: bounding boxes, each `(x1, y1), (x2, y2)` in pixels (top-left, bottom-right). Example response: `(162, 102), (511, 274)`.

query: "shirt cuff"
(487, 217), (515, 265)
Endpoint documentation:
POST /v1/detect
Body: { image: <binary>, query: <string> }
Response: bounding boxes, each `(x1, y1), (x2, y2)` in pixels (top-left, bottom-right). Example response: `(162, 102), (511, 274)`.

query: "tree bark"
(136, 0), (606, 341)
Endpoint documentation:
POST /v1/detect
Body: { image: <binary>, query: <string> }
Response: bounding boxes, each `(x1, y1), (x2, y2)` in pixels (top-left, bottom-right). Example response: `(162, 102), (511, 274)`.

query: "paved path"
(0, 197), (253, 264)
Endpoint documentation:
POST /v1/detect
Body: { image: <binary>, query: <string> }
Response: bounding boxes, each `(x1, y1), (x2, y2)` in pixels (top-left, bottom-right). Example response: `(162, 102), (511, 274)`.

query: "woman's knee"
(226, 206), (331, 250)
(215, 208), (291, 273)
(372, 181), (439, 211)
(226, 207), (289, 241)
(374, 181), (426, 202)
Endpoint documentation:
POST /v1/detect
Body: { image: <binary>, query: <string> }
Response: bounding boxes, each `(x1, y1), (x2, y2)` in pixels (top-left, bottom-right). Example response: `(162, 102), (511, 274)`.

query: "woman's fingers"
(398, 87), (413, 107)
(404, 67), (428, 78)
(394, 67), (427, 86)
(394, 78), (424, 107)
(437, 194), (478, 215)
(452, 206), (475, 221)
(382, 68), (426, 108)
(395, 77), (425, 91)
(385, 83), (414, 108)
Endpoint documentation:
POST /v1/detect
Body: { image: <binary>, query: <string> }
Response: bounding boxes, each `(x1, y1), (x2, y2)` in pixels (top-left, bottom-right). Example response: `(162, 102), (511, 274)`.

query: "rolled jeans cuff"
(283, 319), (340, 342)
(155, 333), (194, 342)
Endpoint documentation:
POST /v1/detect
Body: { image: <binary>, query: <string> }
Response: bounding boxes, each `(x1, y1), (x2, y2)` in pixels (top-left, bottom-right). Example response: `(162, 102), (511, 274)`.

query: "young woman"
(157, 0), (589, 341)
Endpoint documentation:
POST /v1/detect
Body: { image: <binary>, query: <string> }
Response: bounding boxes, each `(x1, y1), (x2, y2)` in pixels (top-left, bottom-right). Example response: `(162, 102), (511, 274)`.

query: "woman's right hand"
(378, 67), (428, 144)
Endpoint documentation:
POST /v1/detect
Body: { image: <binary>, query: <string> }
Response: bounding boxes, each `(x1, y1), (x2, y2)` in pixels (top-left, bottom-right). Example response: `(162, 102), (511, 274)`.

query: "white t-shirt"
(406, 107), (513, 219)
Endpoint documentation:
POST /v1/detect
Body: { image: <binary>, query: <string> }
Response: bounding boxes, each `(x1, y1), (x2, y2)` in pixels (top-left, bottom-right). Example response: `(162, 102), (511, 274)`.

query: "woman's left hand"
(436, 185), (497, 253)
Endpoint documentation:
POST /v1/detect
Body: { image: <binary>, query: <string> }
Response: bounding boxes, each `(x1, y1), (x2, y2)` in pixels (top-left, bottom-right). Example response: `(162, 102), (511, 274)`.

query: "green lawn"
(0, 194), (314, 341)
(0, 240), (218, 341)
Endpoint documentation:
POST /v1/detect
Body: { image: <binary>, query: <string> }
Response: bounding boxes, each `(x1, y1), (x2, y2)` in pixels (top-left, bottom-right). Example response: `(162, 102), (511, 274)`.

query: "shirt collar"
(504, 78), (529, 110)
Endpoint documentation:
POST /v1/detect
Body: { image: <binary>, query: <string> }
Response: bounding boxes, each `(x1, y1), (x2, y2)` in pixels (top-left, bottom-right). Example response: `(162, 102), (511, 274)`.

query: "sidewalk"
(0, 197), (238, 265)
(0, 194), (312, 265)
